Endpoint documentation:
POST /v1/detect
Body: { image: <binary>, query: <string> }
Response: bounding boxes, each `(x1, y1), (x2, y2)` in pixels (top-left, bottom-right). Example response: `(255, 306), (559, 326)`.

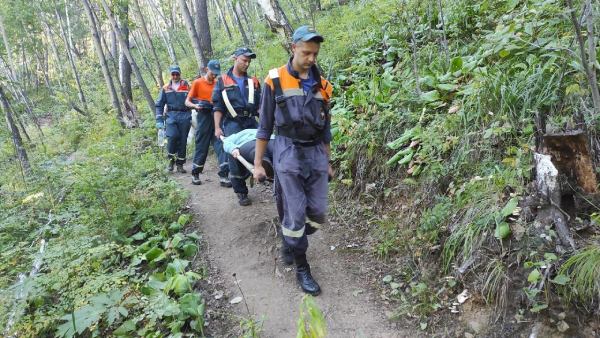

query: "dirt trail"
(176, 160), (407, 338)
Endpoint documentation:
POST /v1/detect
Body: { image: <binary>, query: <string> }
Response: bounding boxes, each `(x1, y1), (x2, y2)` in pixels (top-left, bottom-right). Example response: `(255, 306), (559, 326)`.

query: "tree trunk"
(109, 27), (118, 60)
(145, 0), (178, 63)
(91, 5), (139, 124)
(81, 0), (126, 128)
(132, 0), (164, 87)
(257, 0), (293, 48)
(0, 15), (17, 80)
(54, 3), (89, 112)
(101, 0), (155, 118)
(584, 0), (600, 116)
(566, 0), (600, 117)
(35, 50), (53, 95)
(0, 85), (31, 177)
(237, 0), (255, 45)
(286, 0), (301, 23)
(0, 55), (47, 142)
(16, 112), (32, 144)
(213, 0), (233, 40)
(178, 0), (206, 69)
(118, 1), (133, 102)
(41, 18), (67, 91)
(437, 0), (450, 65)
(228, 0), (249, 46)
(195, 0), (213, 59)
(131, 31), (160, 88)
(64, 0), (81, 59)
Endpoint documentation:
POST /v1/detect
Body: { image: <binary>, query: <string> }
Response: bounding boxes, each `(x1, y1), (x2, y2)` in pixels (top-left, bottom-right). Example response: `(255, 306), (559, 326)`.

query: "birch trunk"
(54, 3), (88, 111)
(178, 0), (206, 69)
(81, 0), (126, 127)
(227, 0), (249, 46)
(0, 85), (31, 177)
(132, 0), (164, 87)
(0, 15), (17, 80)
(101, 0), (155, 117)
(213, 0), (233, 40)
(257, 0), (293, 44)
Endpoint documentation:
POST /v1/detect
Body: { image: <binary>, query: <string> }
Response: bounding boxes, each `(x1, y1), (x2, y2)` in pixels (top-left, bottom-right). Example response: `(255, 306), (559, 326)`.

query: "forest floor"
(174, 158), (413, 337)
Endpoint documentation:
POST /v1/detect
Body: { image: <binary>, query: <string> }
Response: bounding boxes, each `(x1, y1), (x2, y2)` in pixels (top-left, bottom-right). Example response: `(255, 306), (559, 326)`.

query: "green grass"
(481, 258), (510, 311)
(559, 246), (600, 309)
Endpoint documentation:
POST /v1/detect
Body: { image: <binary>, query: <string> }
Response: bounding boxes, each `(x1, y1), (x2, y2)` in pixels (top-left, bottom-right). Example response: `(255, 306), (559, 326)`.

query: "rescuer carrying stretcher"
(254, 26), (333, 296)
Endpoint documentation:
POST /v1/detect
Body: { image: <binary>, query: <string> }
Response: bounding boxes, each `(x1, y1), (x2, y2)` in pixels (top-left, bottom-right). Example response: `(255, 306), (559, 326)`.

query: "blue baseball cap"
(169, 65), (181, 74)
(233, 47), (256, 59)
(207, 60), (221, 75)
(292, 26), (324, 43)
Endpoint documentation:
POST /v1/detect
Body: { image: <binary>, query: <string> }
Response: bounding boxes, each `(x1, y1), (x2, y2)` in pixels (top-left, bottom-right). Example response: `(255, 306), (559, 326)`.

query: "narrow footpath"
(175, 159), (407, 338)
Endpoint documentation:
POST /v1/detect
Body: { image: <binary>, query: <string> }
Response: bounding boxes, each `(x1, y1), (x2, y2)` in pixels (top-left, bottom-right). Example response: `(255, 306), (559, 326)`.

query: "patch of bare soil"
(175, 158), (413, 337)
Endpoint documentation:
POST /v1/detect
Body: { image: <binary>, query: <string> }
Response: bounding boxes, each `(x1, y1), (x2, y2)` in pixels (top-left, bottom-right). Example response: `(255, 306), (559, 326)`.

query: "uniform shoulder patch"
(268, 68), (279, 79)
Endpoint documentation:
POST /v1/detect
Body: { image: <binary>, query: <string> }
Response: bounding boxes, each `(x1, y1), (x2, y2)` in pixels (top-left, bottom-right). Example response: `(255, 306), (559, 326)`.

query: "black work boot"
(191, 173), (202, 185)
(237, 193), (251, 206)
(281, 241), (294, 265)
(295, 253), (321, 296)
(167, 159), (175, 172)
(219, 176), (232, 187)
(296, 264), (321, 296)
(176, 164), (187, 173)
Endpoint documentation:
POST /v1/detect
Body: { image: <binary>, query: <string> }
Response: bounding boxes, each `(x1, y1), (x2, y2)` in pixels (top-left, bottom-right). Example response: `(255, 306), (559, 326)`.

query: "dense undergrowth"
(1, 0), (599, 336)
(324, 0), (600, 334)
(0, 110), (214, 336)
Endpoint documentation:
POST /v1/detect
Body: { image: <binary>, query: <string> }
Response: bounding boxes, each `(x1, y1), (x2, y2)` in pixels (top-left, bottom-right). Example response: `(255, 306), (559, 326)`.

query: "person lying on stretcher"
(222, 129), (275, 180)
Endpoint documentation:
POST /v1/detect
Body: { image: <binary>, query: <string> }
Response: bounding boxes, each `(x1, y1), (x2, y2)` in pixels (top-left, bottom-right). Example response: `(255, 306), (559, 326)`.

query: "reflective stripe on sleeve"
(247, 78), (255, 105)
(282, 225), (305, 238)
(222, 89), (237, 118)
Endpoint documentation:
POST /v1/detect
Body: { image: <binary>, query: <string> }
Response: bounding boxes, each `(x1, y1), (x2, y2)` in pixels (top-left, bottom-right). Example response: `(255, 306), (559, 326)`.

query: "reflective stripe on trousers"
(165, 111), (192, 165)
(274, 139), (329, 253)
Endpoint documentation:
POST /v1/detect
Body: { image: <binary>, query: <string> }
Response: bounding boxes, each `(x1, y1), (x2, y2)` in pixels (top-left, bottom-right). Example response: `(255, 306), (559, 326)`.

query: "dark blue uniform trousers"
(166, 111), (192, 165)
(273, 137), (329, 253)
(192, 109), (225, 175)
(223, 117), (257, 194)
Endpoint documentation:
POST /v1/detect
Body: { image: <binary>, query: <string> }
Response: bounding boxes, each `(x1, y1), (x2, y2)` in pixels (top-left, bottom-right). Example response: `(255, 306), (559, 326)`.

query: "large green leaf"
(165, 274), (191, 295)
(166, 259), (189, 277)
(179, 293), (204, 317)
(113, 320), (137, 336)
(450, 57), (463, 73)
(182, 243), (198, 258)
(420, 90), (441, 103)
(501, 198), (519, 217)
(145, 246), (165, 262)
(494, 222), (511, 239)
(528, 269), (541, 284)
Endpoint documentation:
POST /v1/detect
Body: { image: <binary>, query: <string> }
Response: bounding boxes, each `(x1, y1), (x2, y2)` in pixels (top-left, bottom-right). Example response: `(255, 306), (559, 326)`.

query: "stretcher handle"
(220, 135), (266, 183)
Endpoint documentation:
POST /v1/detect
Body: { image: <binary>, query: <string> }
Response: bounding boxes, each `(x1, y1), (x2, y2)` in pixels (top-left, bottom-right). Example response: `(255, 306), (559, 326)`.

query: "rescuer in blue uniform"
(212, 47), (261, 206)
(156, 65), (192, 173)
(253, 26), (334, 296)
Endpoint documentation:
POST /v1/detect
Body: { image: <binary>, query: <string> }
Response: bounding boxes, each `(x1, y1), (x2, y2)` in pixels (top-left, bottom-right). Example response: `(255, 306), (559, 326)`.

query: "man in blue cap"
(156, 65), (192, 172)
(185, 60), (226, 185)
(253, 26), (333, 296)
(212, 47), (261, 206)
